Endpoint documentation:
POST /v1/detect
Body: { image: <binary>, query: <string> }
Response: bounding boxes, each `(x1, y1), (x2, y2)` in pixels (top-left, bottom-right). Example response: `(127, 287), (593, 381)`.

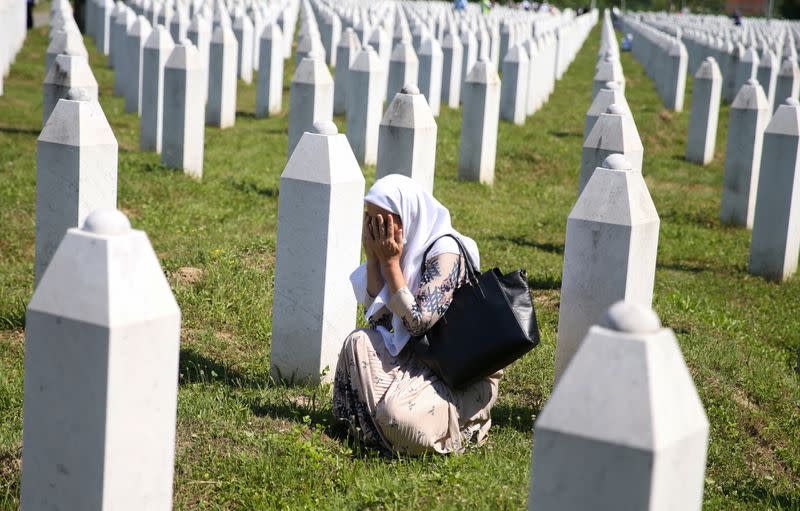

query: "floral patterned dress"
(333, 251), (502, 456)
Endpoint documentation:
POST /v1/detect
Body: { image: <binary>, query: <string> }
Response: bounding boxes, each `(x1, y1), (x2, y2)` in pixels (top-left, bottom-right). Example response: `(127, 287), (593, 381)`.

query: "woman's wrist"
(380, 259), (401, 272)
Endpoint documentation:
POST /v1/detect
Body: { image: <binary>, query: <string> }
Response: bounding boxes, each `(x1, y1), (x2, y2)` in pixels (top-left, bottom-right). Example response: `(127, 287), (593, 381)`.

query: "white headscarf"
(350, 175), (480, 356)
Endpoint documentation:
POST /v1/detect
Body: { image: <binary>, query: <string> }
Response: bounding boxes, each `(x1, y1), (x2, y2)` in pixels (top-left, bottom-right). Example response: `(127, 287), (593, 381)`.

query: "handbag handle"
(421, 234), (480, 286)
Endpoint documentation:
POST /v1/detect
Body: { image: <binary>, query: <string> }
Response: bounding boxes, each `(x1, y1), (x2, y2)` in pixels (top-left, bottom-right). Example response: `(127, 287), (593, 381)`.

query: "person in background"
(454, 0), (467, 11)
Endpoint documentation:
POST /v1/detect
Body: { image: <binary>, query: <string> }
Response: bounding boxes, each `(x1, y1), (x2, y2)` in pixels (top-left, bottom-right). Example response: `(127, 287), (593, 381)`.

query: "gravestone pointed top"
(732, 79), (769, 110)
(165, 42), (202, 70)
(145, 24), (175, 49)
(695, 57), (721, 80)
(779, 56), (799, 76)
(129, 14), (152, 35)
(465, 59), (500, 85)
(39, 99), (117, 147)
(82, 209), (132, 236)
(601, 300), (662, 333)
(293, 56), (333, 85)
(765, 99), (800, 136)
(211, 24), (235, 44)
(313, 120), (338, 135)
(45, 54), (98, 90)
(602, 153), (632, 171)
(401, 84), (420, 95)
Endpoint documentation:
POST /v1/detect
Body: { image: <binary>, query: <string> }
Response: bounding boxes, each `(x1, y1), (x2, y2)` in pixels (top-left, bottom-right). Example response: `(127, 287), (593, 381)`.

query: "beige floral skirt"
(332, 328), (502, 456)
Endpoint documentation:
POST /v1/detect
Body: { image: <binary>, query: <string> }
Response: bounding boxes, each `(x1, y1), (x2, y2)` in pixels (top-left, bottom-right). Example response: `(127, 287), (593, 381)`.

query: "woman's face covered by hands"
(364, 203), (404, 266)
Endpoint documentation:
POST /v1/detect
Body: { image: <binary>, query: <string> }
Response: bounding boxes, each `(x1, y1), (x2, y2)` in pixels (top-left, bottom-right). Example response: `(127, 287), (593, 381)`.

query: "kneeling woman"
(333, 175), (502, 456)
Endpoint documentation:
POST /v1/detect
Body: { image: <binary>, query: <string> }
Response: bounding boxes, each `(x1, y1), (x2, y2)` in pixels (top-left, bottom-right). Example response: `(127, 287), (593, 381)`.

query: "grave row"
(68, 0), (597, 186)
(20, 3), (711, 510)
(620, 11), (800, 282)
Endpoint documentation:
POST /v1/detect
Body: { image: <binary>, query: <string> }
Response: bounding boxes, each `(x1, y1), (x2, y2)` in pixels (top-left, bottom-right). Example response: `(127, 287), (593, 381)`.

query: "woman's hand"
(362, 212), (377, 263)
(368, 214), (404, 269)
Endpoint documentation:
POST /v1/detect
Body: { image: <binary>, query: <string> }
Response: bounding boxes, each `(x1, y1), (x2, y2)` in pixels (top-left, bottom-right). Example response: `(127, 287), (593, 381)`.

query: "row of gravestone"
(46, 0), (597, 190)
(21, 7), (712, 507)
(0, 0), (28, 95)
(622, 11), (800, 283)
(542, 18), (710, 509)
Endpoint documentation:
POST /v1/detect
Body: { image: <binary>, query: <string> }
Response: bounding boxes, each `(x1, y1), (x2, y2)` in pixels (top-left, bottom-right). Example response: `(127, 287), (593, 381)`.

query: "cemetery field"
(1, 20), (800, 511)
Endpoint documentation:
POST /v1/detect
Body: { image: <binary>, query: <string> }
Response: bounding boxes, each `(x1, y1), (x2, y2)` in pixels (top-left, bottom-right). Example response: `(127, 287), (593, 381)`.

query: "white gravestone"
(734, 46), (759, 100)
(578, 104), (643, 196)
(42, 54), (99, 125)
(346, 45), (386, 165)
(756, 49), (779, 112)
(665, 41), (687, 112)
(376, 84), (438, 193)
(441, 31), (463, 108)
(334, 27), (361, 115)
(530, 301), (709, 510)
(418, 36), (443, 117)
(96, 0), (114, 55)
(112, 8), (136, 98)
(271, 121), (364, 385)
(720, 78), (769, 228)
(206, 24), (238, 128)
(386, 40), (419, 104)
(523, 39), (539, 115)
(35, 98), (118, 285)
(749, 98), (800, 282)
(288, 54), (334, 157)
(592, 53), (624, 101)
(583, 81), (631, 142)
(187, 14), (211, 102)
(460, 30), (478, 90)
(256, 23), (284, 118)
(500, 44), (529, 126)
(140, 26), (175, 153)
(555, 154), (660, 381)
(458, 59), (501, 185)
(124, 15), (152, 115)
(233, 12), (254, 84)
(686, 56), (722, 165)
(162, 42), (205, 179)
(21, 209), (180, 511)
(169, 7), (189, 44)
(45, 29), (88, 73)
(774, 57), (799, 115)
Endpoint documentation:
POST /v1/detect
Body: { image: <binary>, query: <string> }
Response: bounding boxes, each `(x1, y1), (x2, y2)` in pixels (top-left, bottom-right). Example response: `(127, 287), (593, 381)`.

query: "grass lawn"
(1, 17), (799, 510)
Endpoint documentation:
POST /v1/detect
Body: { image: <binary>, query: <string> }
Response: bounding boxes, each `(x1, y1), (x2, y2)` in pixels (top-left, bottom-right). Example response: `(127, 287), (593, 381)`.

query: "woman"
(333, 175), (502, 456)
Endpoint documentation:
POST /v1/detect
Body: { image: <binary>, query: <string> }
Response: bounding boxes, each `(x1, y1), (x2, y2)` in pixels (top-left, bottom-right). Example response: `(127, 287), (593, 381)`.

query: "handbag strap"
(421, 234), (480, 285)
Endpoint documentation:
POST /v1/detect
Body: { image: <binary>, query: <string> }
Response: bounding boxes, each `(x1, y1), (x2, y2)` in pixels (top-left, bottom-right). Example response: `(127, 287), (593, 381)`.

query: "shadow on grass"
(0, 125), (40, 136)
(0, 304), (26, 331)
(721, 484), (800, 510)
(228, 178), (280, 198)
(179, 349), (268, 389)
(490, 401), (540, 434)
(548, 130), (582, 139)
(489, 235), (564, 255)
(527, 275), (561, 290)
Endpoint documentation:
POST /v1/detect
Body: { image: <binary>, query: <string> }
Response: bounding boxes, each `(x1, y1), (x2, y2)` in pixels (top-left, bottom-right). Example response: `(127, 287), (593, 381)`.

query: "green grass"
(1, 21), (799, 510)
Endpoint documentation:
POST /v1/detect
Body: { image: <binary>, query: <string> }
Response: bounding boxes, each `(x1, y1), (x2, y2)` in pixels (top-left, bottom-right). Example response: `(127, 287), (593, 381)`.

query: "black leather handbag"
(413, 234), (540, 389)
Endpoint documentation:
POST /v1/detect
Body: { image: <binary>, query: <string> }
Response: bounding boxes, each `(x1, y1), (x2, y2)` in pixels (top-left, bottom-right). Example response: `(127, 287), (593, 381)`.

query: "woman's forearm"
(382, 260), (407, 296)
(366, 258), (384, 298)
